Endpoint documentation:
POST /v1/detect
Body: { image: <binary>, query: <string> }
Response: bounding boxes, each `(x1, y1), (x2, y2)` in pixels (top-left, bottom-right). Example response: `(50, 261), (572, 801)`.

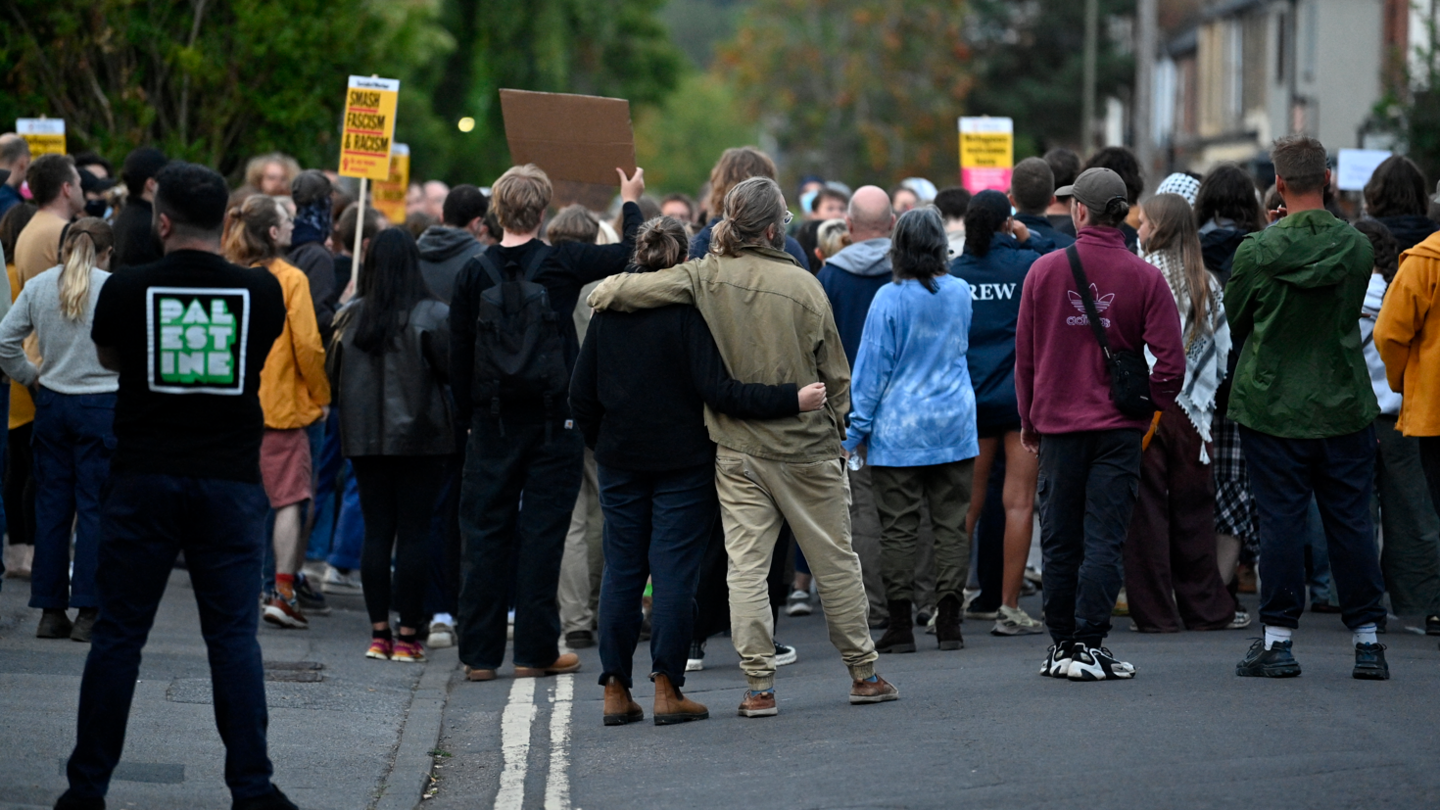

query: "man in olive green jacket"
(1225, 135), (1387, 682)
(587, 177), (895, 716)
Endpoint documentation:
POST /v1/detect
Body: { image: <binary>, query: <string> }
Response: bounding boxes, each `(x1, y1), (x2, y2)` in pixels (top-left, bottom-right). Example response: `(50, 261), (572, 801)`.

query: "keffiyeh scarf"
(1144, 248), (1229, 463)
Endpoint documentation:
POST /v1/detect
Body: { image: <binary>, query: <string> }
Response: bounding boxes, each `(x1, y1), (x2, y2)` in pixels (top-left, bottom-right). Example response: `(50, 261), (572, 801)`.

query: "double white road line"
(493, 674), (575, 810)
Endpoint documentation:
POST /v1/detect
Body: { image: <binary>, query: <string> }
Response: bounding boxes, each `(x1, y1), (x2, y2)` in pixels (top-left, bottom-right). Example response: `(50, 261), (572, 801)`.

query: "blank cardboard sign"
(499, 89), (636, 187)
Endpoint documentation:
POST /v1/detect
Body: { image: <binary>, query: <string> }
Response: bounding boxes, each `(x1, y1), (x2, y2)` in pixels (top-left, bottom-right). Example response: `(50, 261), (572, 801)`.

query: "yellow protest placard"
(372, 144), (410, 225)
(339, 76), (399, 180)
(959, 116), (1013, 193)
(17, 118), (65, 156)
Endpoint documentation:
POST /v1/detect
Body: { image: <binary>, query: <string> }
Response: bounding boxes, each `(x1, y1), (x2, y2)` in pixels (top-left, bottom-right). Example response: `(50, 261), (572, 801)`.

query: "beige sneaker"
(991, 604), (1045, 636)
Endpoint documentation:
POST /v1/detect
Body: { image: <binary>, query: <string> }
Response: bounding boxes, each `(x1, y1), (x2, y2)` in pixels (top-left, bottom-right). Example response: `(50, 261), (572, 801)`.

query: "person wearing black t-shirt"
(56, 163), (297, 810)
(450, 164), (643, 681)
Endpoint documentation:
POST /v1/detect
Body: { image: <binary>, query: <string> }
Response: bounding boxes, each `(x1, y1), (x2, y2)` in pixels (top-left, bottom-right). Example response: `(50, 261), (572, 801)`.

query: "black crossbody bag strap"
(1065, 244), (1111, 361)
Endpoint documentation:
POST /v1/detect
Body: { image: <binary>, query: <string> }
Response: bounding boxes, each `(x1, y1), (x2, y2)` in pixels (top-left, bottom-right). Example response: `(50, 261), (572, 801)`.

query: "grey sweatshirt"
(0, 265), (118, 393)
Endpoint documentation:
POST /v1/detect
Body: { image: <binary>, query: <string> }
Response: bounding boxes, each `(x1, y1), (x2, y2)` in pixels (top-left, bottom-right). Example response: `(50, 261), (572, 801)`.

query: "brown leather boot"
(652, 673), (708, 725)
(874, 599), (916, 653)
(603, 676), (644, 726)
(936, 595), (964, 650)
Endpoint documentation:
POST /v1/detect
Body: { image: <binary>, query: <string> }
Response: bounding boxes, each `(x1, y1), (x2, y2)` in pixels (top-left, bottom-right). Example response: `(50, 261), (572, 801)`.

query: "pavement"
(5, 566), (1440, 809)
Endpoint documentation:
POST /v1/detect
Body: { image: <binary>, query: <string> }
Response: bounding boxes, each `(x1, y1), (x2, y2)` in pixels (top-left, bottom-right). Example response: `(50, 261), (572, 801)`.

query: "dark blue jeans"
(1037, 429), (1143, 647)
(458, 415), (583, 669)
(62, 472), (275, 804)
(30, 387), (115, 610)
(1240, 425), (1386, 630)
(596, 462), (715, 689)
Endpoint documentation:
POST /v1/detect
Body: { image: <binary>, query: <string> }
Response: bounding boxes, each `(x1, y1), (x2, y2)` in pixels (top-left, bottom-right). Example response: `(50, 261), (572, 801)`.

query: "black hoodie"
(416, 225), (483, 304)
(1376, 214), (1439, 253)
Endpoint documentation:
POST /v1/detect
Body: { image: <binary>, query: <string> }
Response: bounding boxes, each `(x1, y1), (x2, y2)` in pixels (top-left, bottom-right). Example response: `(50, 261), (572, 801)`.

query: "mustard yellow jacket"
(1376, 230), (1440, 436)
(258, 257), (330, 429)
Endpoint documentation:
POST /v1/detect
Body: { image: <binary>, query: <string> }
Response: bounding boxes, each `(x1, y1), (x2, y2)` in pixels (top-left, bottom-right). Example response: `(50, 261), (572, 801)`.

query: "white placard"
(1336, 148), (1391, 191)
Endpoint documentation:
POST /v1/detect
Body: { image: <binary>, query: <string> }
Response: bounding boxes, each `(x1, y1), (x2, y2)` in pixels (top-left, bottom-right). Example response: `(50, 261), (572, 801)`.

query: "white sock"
(1353, 623), (1378, 646)
(1263, 625), (1292, 650)
(432, 612), (454, 626)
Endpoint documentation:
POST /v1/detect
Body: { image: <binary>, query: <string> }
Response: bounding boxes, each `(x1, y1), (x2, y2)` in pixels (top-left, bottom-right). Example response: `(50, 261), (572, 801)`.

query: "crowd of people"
(1, 124), (1440, 810)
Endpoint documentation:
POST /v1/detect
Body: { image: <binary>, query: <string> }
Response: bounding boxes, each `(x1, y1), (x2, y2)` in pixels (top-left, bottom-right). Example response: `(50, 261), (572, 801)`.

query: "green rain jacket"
(1224, 208), (1378, 439)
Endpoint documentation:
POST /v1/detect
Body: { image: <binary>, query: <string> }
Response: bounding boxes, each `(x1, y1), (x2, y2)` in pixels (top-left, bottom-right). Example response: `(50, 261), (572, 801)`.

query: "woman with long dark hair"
(328, 228), (453, 663)
(1364, 155), (1436, 252)
(949, 190), (1044, 636)
(0, 217), (118, 641)
(570, 216), (821, 726)
(846, 207), (979, 653)
(1124, 193), (1238, 634)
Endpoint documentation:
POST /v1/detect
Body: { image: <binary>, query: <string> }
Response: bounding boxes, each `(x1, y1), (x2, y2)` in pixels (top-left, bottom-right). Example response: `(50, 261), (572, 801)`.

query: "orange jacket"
(258, 258), (330, 429)
(1376, 231), (1440, 436)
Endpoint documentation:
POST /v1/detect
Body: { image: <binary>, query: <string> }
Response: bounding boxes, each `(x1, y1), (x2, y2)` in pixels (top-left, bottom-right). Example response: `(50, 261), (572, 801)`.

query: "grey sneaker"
(992, 604), (1045, 636)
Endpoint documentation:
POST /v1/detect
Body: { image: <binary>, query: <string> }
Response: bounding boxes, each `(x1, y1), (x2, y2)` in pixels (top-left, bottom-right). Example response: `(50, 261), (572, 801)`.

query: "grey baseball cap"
(1055, 167), (1128, 212)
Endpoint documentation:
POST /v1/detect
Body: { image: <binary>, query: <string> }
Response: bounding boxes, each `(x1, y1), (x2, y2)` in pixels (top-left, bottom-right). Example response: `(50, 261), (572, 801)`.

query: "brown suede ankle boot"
(653, 673), (708, 725)
(936, 595), (964, 650)
(603, 676), (644, 726)
(874, 599), (916, 653)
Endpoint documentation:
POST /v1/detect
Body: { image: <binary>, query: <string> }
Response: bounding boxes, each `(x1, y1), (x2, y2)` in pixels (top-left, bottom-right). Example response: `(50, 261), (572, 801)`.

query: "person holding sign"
(57, 162), (294, 810)
(451, 163), (644, 682)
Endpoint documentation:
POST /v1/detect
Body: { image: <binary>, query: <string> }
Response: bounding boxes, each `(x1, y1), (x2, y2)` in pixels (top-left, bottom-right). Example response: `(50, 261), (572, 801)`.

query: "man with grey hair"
(0, 134), (31, 216)
(587, 176), (896, 717)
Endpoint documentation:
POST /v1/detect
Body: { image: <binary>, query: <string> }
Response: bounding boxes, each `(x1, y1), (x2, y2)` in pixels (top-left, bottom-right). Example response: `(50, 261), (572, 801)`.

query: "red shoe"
(366, 638), (393, 660)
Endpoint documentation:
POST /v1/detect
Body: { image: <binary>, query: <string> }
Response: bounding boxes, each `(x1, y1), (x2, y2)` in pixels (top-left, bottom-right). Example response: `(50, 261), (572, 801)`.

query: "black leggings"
(5, 422), (35, 546)
(352, 455), (447, 630)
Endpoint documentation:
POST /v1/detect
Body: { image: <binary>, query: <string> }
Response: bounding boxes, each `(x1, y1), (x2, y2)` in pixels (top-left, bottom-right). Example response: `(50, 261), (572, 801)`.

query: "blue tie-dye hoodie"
(843, 274), (979, 467)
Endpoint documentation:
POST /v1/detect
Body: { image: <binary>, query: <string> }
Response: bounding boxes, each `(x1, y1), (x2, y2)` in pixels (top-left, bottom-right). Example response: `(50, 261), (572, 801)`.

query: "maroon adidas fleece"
(1015, 226), (1185, 435)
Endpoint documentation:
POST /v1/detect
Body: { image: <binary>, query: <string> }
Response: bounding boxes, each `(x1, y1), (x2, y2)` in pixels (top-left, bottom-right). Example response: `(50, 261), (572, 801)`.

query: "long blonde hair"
(1141, 193), (1210, 340)
(58, 218), (113, 321)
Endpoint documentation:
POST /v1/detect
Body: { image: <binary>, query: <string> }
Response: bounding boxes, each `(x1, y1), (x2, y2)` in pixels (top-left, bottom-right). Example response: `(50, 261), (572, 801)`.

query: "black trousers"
(62, 473), (274, 804)
(458, 416), (584, 669)
(352, 455), (448, 630)
(1243, 425), (1385, 630)
(5, 421), (35, 546)
(1037, 429), (1143, 647)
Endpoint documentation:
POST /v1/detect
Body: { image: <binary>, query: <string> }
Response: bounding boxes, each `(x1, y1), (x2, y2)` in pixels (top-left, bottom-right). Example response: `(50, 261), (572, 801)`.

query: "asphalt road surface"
(3, 568), (1439, 810)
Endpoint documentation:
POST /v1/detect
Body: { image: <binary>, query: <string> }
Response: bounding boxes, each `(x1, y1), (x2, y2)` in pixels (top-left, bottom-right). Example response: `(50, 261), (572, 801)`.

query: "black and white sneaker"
(686, 640), (706, 672)
(775, 641), (798, 667)
(1040, 641), (1076, 679)
(1067, 645), (1136, 681)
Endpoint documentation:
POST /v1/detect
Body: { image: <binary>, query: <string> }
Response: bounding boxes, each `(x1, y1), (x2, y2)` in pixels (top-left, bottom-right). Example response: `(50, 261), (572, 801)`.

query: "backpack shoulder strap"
(1065, 245), (1112, 359)
(521, 244), (553, 283)
(475, 249), (505, 288)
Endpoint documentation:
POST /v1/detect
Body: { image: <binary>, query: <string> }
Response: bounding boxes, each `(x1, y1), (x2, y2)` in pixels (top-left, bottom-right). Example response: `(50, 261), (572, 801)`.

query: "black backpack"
(472, 246), (569, 418)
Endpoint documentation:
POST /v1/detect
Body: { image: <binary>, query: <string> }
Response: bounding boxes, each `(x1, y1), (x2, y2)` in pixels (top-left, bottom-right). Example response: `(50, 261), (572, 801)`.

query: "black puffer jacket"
(329, 298), (454, 457)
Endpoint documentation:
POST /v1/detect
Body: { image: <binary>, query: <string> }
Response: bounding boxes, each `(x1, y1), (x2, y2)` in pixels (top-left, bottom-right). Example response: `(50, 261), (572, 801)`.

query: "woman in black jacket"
(570, 217), (825, 727)
(328, 228), (453, 664)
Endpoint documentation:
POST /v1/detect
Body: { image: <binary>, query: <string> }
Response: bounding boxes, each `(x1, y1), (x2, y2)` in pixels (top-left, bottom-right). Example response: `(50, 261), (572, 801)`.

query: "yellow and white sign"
(959, 116), (1013, 193)
(17, 118), (65, 157)
(339, 76), (399, 180)
(372, 143), (410, 224)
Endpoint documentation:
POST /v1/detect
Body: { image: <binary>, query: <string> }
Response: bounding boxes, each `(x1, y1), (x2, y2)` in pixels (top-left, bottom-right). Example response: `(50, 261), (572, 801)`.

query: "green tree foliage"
(428, 0), (686, 185)
(964, 0), (1136, 157)
(0, 0), (451, 180)
(716, 0), (971, 187)
(634, 72), (756, 196)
